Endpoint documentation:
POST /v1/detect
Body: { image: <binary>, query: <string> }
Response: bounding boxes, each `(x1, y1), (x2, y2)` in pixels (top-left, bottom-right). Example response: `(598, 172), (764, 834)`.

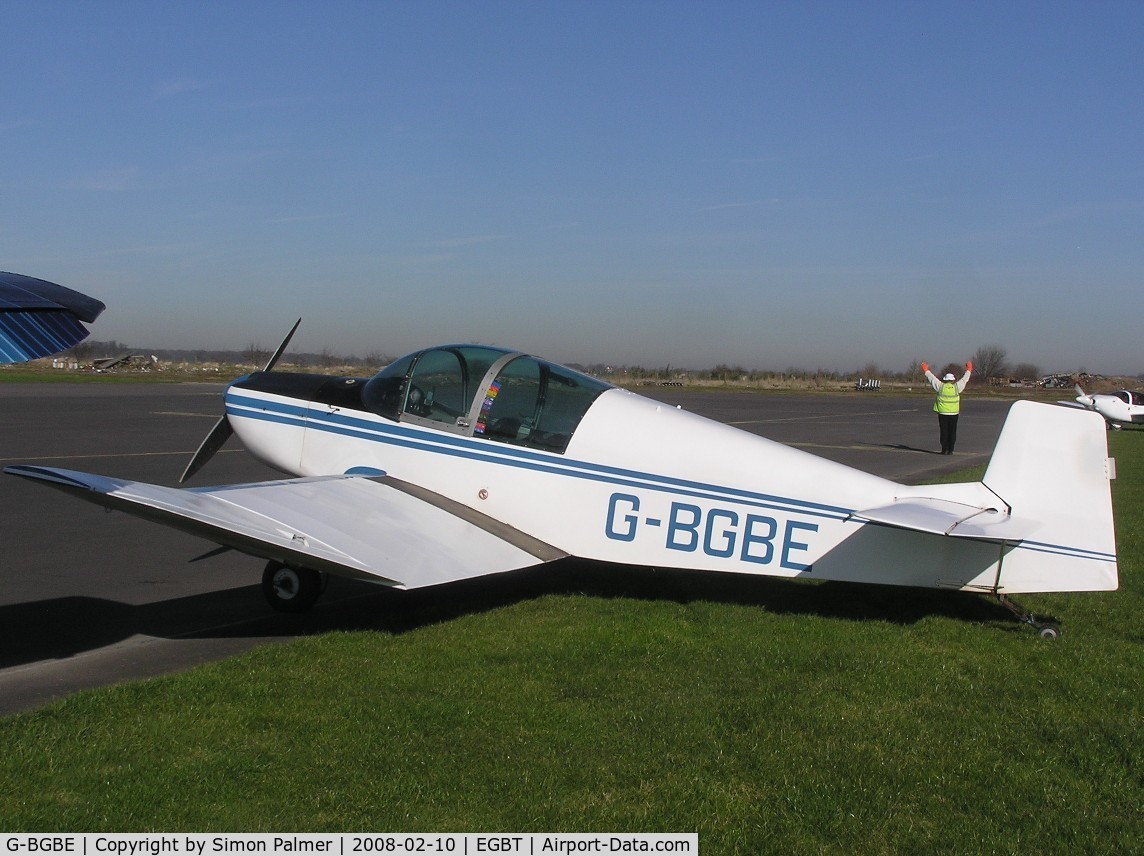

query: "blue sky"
(3, 1), (1142, 373)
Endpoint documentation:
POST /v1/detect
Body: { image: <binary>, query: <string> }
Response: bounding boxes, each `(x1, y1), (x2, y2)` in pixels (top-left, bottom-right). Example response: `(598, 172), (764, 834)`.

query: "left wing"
(5, 465), (567, 589)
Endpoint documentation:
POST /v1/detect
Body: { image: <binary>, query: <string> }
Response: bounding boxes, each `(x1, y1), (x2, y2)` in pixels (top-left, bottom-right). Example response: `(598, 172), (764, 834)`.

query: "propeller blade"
(180, 413), (234, 483)
(181, 319), (300, 483)
(263, 317), (302, 372)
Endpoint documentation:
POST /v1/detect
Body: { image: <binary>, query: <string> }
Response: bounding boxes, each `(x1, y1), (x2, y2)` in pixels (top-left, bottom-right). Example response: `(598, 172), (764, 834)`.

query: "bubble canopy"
(361, 345), (612, 454)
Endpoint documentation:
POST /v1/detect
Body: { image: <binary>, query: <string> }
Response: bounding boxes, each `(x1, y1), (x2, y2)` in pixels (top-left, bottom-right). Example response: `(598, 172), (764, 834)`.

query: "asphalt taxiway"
(0, 381), (1011, 715)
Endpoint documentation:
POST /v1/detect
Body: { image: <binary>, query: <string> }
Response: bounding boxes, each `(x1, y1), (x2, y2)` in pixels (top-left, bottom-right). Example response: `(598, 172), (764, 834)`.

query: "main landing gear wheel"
(262, 561), (325, 613)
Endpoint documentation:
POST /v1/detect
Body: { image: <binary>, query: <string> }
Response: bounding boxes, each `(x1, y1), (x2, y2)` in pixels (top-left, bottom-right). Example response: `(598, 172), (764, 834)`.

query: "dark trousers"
(938, 413), (959, 454)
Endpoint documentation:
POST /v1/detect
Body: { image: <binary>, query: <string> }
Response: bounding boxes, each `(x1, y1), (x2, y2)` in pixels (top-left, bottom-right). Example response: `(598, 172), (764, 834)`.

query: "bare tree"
(243, 342), (269, 367)
(65, 341), (95, 363)
(971, 345), (1008, 381)
(1011, 362), (1041, 382)
(364, 351), (392, 370)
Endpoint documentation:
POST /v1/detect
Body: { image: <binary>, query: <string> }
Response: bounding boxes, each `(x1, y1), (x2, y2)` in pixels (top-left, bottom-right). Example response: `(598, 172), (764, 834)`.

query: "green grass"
(0, 367), (192, 384)
(0, 365), (230, 384)
(2, 436), (1142, 852)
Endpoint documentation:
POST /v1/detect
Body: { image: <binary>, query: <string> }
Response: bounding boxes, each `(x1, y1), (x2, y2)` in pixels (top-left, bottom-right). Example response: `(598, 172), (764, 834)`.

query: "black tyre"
(1037, 623), (1062, 640)
(262, 561), (323, 613)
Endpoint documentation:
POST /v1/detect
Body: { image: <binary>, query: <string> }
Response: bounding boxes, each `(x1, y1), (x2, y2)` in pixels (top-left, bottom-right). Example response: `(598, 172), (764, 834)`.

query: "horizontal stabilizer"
(851, 497), (1036, 541)
(4, 465), (567, 589)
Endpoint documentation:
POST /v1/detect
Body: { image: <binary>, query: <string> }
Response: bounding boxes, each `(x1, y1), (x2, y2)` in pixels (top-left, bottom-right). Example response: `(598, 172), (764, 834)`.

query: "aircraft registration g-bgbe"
(6, 321), (1118, 637)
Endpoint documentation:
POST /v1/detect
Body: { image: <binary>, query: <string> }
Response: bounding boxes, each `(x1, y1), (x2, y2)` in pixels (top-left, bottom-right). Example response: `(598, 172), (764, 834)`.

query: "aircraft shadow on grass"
(0, 558), (1021, 671)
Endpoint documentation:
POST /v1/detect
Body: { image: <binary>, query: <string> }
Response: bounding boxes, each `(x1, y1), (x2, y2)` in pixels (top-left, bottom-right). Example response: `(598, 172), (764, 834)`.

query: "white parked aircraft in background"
(1063, 384), (1144, 430)
(7, 322), (1118, 638)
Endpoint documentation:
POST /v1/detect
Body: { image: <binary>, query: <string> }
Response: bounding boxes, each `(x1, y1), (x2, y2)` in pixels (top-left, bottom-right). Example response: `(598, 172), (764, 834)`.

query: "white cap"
(943, 373), (956, 381)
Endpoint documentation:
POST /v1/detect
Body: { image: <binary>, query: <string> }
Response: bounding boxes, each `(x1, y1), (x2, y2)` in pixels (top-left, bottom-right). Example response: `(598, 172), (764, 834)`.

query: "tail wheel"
(262, 561), (324, 613)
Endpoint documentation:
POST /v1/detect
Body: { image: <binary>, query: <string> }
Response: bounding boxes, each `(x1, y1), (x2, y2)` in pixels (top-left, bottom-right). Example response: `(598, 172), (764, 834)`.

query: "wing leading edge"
(4, 465), (567, 589)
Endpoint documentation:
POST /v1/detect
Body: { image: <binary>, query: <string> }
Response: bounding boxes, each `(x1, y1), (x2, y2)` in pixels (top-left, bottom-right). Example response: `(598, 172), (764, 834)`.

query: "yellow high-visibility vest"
(935, 382), (960, 414)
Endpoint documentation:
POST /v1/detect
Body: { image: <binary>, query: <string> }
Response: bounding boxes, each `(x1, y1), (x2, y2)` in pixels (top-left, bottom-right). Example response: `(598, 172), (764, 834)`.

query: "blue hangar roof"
(0, 272), (106, 363)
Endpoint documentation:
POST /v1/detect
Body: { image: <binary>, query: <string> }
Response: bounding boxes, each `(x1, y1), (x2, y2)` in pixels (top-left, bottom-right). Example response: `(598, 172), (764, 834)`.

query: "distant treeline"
(72, 340), (393, 370)
(69, 340), (1136, 383)
(73, 342), (878, 381)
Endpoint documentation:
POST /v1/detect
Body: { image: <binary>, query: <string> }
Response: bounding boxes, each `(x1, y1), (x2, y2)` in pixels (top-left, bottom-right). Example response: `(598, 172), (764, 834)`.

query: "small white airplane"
(6, 321), (1119, 637)
(1062, 384), (1144, 430)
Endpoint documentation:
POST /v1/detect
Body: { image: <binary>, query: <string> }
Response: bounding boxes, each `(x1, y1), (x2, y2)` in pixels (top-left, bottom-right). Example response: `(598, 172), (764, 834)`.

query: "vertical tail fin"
(982, 400), (1117, 592)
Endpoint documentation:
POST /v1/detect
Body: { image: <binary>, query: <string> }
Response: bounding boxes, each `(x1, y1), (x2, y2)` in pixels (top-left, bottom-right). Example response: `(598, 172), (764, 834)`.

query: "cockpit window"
(405, 346), (508, 427)
(361, 346), (509, 426)
(360, 353), (415, 421)
(404, 348), (464, 423)
(475, 356), (610, 453)
(475, 357), (541, 442)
